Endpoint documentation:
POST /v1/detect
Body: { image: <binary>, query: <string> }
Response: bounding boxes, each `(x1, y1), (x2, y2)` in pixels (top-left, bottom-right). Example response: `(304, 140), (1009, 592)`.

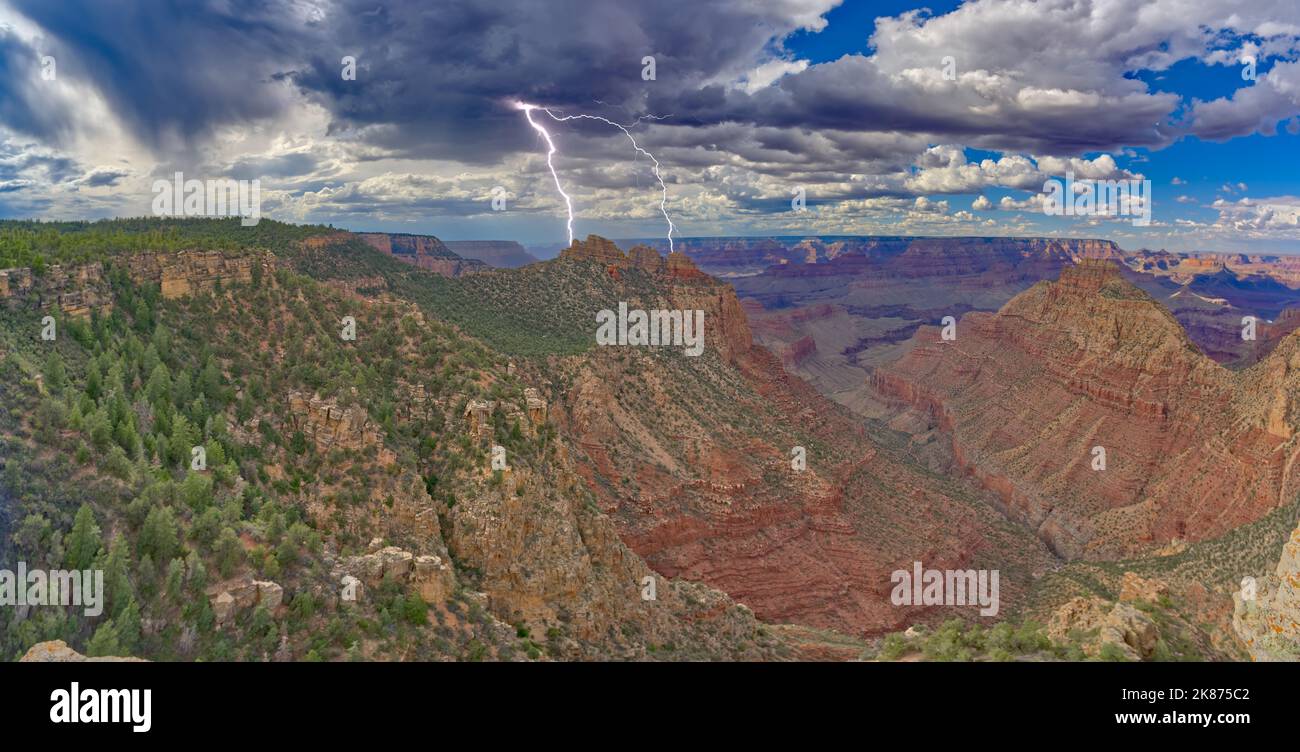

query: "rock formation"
(0, 263), (112, 318)
(288, 391), (391, 461)
(559, 235), (629, 266)
(207, 577), (285, 625)
(19, 640), (146, 662)
(1234, 522), (1300, 661)
(462, 388), (548, 442)
(1047, 596), (1160, 660)
(334, 544), (455, 606)
(443, 240), (539, 268)
(872, 260), (1300, 559)
(360, 232), (487, 277)
(124, 250), (272, 299)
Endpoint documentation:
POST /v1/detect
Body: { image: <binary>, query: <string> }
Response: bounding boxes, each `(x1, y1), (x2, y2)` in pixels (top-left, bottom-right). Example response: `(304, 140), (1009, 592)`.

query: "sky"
(0, 0), (1298, 252)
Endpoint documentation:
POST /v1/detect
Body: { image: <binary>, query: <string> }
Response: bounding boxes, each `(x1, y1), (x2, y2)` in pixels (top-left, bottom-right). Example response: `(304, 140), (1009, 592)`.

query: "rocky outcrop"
(360, 233), (487, 277)
(628, 244), (666, 274)
(2, 251), (274, 315)
(334, 544), (455, 606)
(665, 251), (707, 281)
(524, 388), (547, 429)
(207, 577), (285, 625)
(443, 240), (539, 269)
(0, 263), (112, 318)
(462, 388), (548, 442)
(463, 398), (493, 442)
(20, 640), (146, 662)
(1047, 596), (1159, 660)
(287, 391), (392, 462)
(124, 250), (272, 299)
(559, 235), (629, 266)
(1234, 522), (1300, 661)
(783, 335), (817, 367)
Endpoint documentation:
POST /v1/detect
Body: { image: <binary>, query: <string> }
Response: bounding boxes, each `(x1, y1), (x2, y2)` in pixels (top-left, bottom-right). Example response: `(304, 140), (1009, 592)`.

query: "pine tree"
(64, 504), (101, 570)
(43, 351), (68, 392)
(102, 534), (134, 617)
(146, 362), (172, 406)
(216, 527), (245, 578)
(115, 598), (142, 654)
(139, 505), (179, 563)
(165, 558), (185, 604)
(86, 619), (122, 658)
(169, 414), (199, 468)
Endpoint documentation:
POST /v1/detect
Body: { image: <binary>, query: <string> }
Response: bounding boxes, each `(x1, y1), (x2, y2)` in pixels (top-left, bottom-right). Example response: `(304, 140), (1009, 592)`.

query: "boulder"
(1100, 603), (1159, 660)
(20, 640), (146, 662)
(213, 591), (237, 624)
(255, 580), (284, 611)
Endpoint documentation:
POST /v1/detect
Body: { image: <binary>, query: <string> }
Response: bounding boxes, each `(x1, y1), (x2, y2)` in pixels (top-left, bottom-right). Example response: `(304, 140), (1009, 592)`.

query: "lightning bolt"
(518, 103), (576, 245)
(516, 101), (675, 252)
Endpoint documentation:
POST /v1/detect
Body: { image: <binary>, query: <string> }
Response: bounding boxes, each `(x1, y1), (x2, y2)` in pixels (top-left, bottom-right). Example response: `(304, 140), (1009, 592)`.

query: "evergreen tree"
(165, 558), (185, 604)
(215, 527), (245, 578)
(43, 351), (68, 392)
(86, 619), (123, 658)
(102, 534), (134, 617)
(146, 362), (172, 406)
(139, 505), (179, 563)
(169, 414), (200, 468)
(64, 504), (101, 570)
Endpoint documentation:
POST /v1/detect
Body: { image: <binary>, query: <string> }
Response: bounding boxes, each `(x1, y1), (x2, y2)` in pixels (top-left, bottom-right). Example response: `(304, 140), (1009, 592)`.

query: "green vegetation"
(0, 217), (336, 271)
(0, 231), (559, 661)
(870, 619), (1088, 662)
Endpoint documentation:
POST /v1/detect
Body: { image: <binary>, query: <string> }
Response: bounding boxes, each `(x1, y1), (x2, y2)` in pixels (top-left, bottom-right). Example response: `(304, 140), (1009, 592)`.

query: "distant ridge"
(443, 240), (539, 268)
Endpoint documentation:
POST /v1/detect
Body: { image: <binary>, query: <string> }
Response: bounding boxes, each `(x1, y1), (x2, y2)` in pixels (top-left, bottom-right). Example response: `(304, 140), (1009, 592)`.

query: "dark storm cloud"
(5, 0), (830, 162)
(9, 0), (310, 148)
(645, 59), (1181, 156)
(280, 0), (832, 162)
(0, 146), (81, 184)
(0, 28), (78, 143)
(5, 0), (1295, 202)
(76, 168), (129, 187)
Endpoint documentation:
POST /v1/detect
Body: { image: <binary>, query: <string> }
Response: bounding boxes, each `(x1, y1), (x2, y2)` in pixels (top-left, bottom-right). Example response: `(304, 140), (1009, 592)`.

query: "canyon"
(870, 260), (1300, 559)
(6, 221), (1300, 662)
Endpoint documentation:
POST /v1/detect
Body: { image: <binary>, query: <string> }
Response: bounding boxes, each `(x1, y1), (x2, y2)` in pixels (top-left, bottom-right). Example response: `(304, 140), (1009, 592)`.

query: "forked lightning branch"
(515, 101), (675, 251)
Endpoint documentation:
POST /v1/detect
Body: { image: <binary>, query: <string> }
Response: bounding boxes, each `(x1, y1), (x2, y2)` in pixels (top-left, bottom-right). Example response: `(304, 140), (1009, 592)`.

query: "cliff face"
(359, 232), (488, 277)
(558, 235), (753, 363)
(872, 260), (1300, 559)
(443, 240), (539, 268)
(0, 263), (112, 318)
(124, 250), (272, 299)
(1, 250), (273, 317)
(1234, 521), (1300, 661)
